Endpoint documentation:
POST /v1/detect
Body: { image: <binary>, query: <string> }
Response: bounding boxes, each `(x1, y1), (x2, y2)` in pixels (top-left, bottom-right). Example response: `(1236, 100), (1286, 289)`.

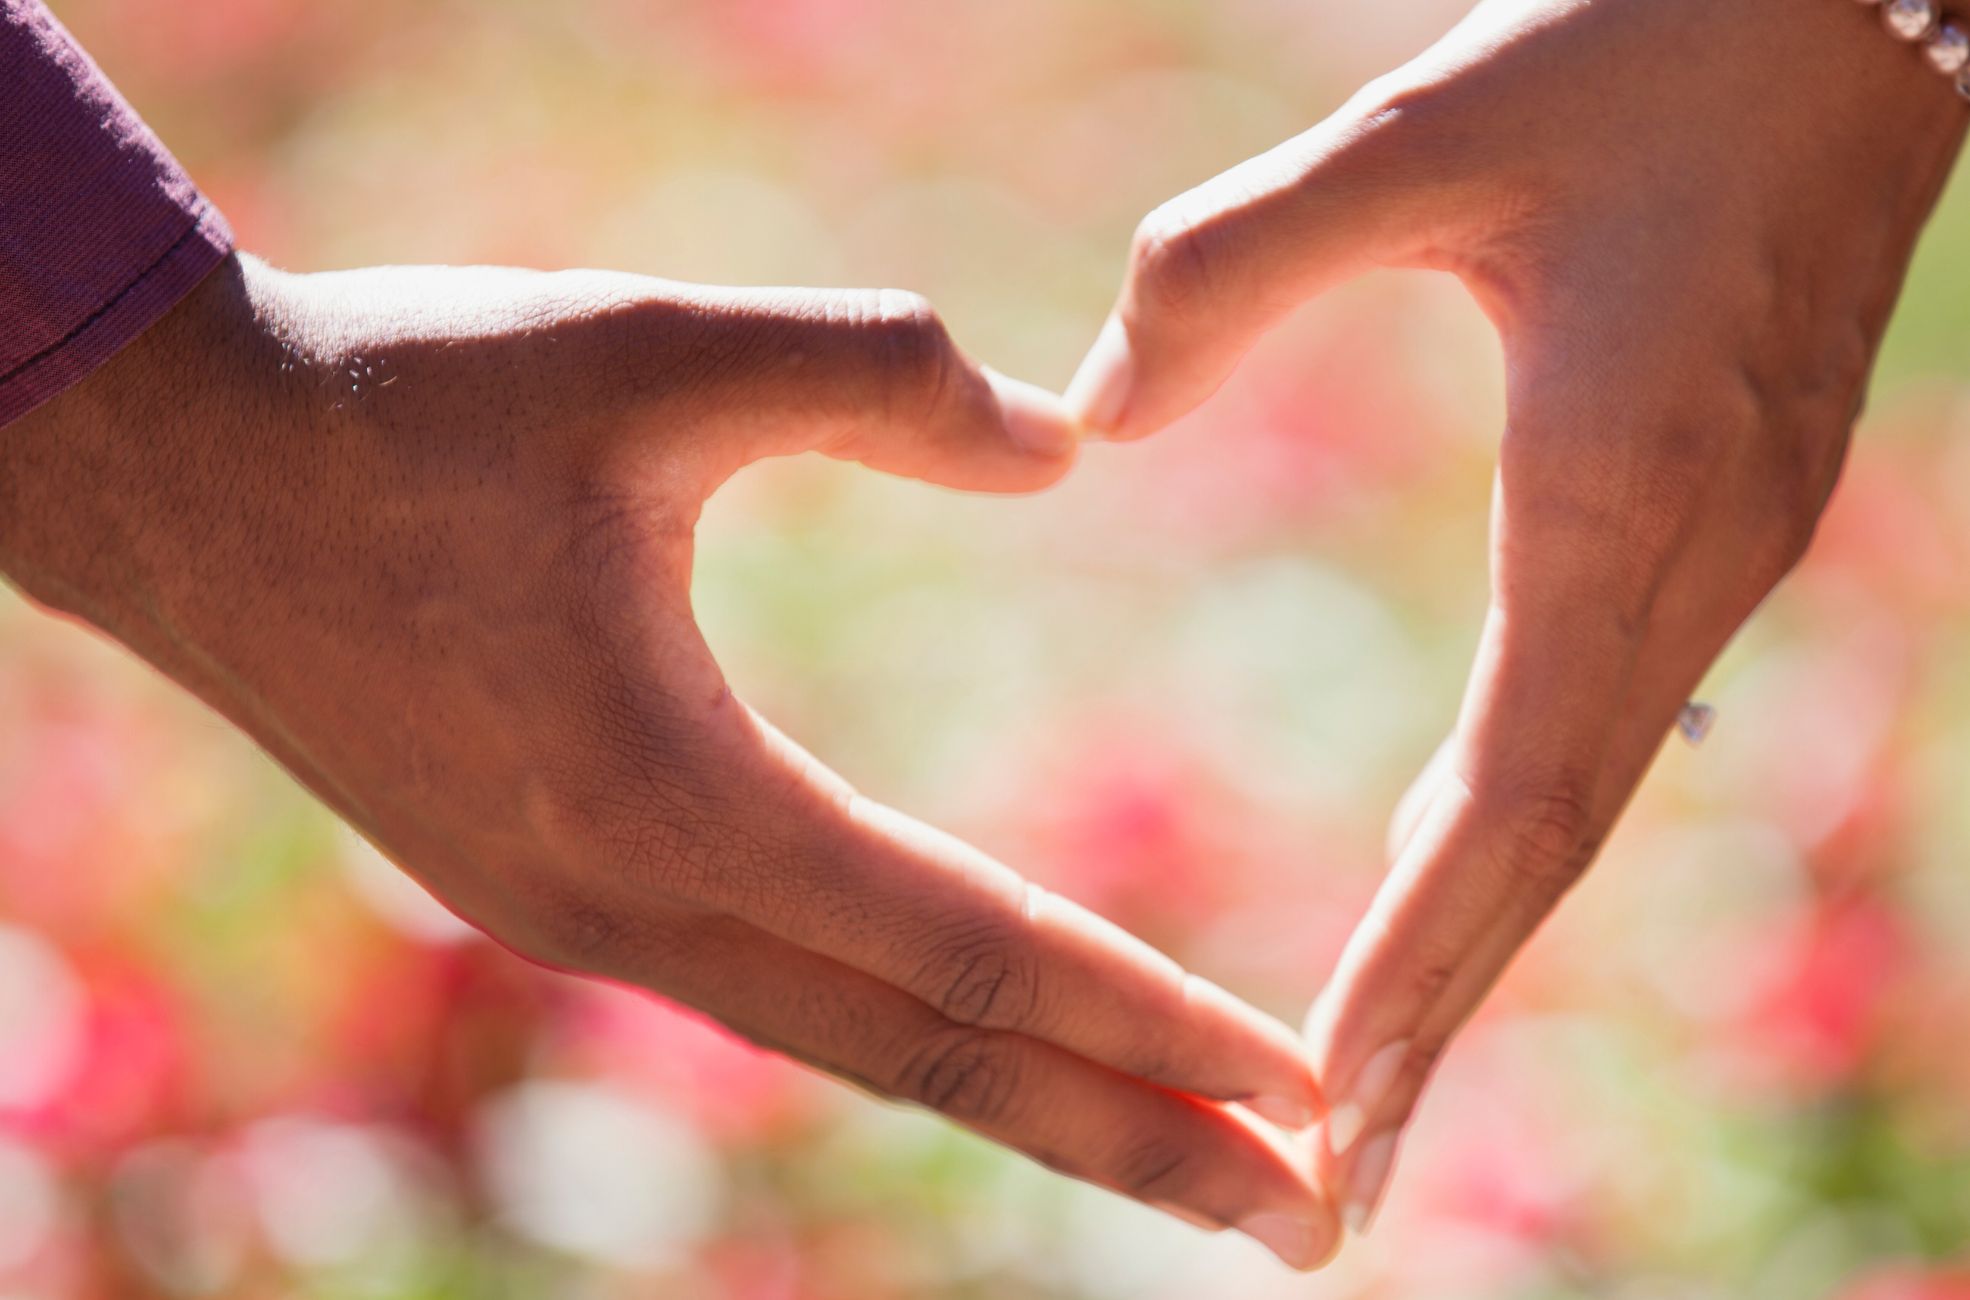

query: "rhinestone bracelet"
(1864, 0), (1970, 99)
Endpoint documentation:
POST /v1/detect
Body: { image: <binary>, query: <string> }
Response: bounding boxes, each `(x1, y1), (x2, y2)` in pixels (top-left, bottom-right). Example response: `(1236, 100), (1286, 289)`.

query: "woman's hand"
(0, 255), (1337, 1267)
(1066, 0), (1968, 1231)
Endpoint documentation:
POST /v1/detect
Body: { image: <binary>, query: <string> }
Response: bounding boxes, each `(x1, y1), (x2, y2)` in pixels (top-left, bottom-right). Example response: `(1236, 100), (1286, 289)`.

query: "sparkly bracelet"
(1864, 0), (1970, 99)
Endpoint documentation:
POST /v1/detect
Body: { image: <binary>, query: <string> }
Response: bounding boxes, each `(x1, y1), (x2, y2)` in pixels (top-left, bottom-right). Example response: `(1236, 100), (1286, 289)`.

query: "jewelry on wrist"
(1858, 0), (1970, 99)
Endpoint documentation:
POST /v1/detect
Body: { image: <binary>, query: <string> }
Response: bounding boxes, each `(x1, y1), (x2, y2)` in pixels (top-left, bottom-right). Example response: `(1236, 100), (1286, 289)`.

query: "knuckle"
(1344, 71), (1462, 144)
(1395, 1035), (1446, 1093)
(1407, 959), (1458, 1013)
(896, 1027), (1021, 1125)
(867, 286), (944, 344)
(1706, 357), (1850, 588)
(938, 947), (1021, 1026)
(914, 918), (1042, 1030)
(1747, 492), (1821, 582)
(1686, 369), (1765, 441)
(1749, 439), (1842, 584)
(1820, 335), (1874, 416)
(1109, 1137), (1199, 1201)
(860, 287), (960, 424)
(1483, 776), (1598, 889)
(1388, 1037), (1438, 1094)
(1128, 207), (1219, 321)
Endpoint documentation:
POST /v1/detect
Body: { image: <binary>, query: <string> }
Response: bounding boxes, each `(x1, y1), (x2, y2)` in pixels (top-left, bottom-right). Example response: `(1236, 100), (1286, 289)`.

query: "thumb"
(1066, 90), (1448, 442)
(663, 285), (1080, 495)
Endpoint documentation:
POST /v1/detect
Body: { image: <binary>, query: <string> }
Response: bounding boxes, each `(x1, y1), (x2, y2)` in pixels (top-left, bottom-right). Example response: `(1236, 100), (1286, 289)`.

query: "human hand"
(1065, 0), (1968, 1232)
(0, 255), (1337, 1266)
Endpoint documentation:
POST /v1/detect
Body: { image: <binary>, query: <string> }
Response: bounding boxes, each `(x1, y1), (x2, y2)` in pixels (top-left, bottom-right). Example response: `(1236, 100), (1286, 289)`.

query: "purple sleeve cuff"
(0, 0), (234, 429)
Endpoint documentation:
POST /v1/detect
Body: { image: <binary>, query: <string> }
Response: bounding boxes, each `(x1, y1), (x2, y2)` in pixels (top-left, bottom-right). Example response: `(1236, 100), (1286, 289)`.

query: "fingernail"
(1062, 315), (1134, 435)
(1150, 1201), (1223, 1233)
(1237, 1212), (1319, 1271)
(1327, 1038), (1411, 1157)
(1341, 1131), (1399, 1236)
(1325, 1103), (1365, 1155)
(1247, 1093), (1318, 1130)
(982, 367), (1079, 458)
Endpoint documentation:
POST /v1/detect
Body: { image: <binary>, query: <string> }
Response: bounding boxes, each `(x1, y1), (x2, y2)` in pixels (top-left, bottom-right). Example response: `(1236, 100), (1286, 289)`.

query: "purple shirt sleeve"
(0, 0), (232, 428)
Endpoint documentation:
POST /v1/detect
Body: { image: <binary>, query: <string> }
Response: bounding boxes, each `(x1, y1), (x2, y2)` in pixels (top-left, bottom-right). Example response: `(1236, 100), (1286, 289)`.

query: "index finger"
(689, 701), (1328, 1130)
(1063, 87), (1459, 442)
(1305, 452), (1672, 1230)
(626, 911), (1340, 1268)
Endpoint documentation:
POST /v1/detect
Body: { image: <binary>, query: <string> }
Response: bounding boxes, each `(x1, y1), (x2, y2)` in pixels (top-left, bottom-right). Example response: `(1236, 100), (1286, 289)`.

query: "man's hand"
(1065, 0), (1968, 1231)
(0, 255), (1336, 1266)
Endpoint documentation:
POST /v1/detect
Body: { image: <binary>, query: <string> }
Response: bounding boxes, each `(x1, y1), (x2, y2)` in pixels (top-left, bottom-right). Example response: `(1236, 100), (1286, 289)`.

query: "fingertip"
(1237, 1179), (1343, 1272)
(1184, 975), (1326, 1124)
(1062, 314), (1135, 436)
(1340, 1130), (1399, 1236)
(1237, 1213), (1323, 1272)
(981, 366), (1082, 464)
(1307, 1141), (1348, 1269)
(1310, 1216), (1347, 1271)
(1324, 1103), (1366, 1157)
(1208, 1100), (1342, 1270)
(1305, 1173), (1348, 1271)
(1248, 1093), (1320, 1131)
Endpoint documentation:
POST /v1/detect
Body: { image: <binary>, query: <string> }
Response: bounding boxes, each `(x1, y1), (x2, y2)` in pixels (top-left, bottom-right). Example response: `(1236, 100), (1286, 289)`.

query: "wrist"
(0, 254), (288, 650)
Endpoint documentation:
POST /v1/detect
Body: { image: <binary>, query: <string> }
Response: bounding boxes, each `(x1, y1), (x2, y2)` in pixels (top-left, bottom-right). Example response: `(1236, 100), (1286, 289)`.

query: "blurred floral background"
(11, 0), (1970, 1295)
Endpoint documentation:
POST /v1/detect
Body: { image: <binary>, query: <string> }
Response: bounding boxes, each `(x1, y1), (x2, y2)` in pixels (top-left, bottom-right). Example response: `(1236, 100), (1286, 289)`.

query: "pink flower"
(322, 942), (552, 1148)
(1733, 897), (1910, 1094)
(13, 954), (194, 1156)
(984, 719), (1248, 945)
